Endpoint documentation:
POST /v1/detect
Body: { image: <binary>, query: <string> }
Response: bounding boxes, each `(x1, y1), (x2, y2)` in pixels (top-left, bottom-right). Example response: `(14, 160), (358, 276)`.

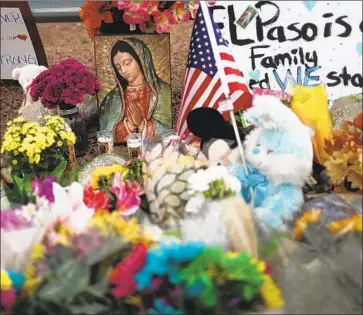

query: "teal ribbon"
(231, 165), (269, 208)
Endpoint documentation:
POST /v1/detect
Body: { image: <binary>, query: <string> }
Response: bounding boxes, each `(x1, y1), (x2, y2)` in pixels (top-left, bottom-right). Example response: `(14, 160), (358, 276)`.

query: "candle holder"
(127, 133), (142, 160)
(97, 130), (114, 155)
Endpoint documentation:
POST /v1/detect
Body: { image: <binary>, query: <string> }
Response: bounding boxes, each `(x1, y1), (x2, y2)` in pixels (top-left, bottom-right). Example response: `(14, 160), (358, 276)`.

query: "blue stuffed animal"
(230, 95), (314, 229)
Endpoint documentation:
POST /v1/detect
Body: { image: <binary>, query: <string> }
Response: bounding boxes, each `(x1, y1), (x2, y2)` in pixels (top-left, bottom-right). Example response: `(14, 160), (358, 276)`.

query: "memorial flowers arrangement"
(80, 1), (198, 39)
(1, 116), (76, 204)
(28, 59), (100, 110)
(324, 112), (362, 192)
(185, 165), (241, 213)
(2, 212), (284, 315)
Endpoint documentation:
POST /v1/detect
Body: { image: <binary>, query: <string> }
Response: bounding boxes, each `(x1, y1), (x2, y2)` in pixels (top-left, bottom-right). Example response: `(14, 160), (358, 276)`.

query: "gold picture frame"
(94, 34), (172, 144)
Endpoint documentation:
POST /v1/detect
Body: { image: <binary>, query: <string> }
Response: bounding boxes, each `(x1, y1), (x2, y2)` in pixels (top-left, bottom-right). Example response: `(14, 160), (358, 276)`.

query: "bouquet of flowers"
(80, 1), (198, 39)
(1, 116), (76, 204)
(324, 112), (362, 192)
(28, 59), (100, 110)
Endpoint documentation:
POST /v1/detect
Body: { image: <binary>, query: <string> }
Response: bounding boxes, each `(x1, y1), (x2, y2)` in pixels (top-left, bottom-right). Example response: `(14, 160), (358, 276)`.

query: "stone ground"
(0, 21), (193, 164)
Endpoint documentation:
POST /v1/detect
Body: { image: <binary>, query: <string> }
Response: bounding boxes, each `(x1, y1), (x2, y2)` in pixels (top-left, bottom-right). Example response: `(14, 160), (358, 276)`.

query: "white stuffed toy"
(230, 95), (313, 230)
(12, 64), (50, 121)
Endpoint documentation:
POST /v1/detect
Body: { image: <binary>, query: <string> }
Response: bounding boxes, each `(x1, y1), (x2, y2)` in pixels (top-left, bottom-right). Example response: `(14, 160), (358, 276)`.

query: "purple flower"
(0, 210), (29, 231)
(32, 176), (57, 203)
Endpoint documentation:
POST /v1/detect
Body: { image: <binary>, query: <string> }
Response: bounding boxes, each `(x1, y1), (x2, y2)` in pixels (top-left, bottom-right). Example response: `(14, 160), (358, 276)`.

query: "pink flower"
(110, 173), (140, 215)
(128, 1), (149, 15)
(153, 9), (176, 33)
(186, 0), (199, 19)
(172, 2), (191, 22)
(123, 10), (149, 24)
(62, 87), (84, 106)
(0, 289), (16, 313)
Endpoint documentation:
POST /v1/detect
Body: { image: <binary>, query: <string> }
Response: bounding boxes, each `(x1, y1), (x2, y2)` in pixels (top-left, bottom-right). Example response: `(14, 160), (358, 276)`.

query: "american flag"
(175, 6), (252, 142)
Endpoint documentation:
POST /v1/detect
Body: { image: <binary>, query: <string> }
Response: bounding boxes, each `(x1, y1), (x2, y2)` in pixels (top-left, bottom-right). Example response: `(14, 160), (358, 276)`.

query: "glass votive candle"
(127, 133), (142, 159)
(97, 130), (114, 155)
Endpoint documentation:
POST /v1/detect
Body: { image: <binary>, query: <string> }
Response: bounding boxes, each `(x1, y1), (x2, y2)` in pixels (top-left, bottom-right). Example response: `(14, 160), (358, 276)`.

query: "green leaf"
(49, 160), (68, 181)
(13, 175), (25, 195)
(84, 237), (128, 266)
(68, 302), (110, 315)
(242, 284), (257, 302)
(38, 260), (90, 303)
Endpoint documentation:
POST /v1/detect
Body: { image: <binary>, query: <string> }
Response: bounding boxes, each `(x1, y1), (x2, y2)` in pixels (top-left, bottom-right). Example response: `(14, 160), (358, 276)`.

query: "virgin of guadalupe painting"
(95, 35), (172, 144)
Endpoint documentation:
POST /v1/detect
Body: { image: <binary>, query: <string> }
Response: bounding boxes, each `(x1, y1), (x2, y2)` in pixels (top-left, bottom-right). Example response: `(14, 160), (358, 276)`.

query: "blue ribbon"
(230, 165), (269, 208)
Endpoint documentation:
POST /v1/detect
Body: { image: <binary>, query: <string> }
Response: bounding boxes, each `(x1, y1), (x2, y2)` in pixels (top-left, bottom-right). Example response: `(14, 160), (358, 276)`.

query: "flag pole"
(200, 2), (249, 174)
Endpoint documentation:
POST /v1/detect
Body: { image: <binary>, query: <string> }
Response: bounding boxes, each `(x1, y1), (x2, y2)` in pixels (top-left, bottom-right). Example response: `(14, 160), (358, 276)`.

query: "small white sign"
(218, 98), (234, 112)
(0, 7), (39, 79)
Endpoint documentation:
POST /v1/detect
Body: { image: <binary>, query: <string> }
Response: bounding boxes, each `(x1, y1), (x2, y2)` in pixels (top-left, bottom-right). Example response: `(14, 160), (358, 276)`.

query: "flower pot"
(180, 196), (258, 257)
(78, 94), (99, 127)
(58, 106), (88, 157)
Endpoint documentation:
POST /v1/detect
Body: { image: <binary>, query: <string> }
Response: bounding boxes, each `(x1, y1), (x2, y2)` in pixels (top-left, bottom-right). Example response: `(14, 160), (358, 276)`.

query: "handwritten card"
(0, 7), (38, 79)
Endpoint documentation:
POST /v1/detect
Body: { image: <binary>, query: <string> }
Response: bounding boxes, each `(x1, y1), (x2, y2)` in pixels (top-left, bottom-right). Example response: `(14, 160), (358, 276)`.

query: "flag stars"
(198, 44), (201, 48)
(202, 64), (206, 69)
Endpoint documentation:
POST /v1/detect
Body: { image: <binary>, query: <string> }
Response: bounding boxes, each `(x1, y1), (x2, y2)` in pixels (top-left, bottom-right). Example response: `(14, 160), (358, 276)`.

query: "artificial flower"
(292, 209), (322, 241)
(153, 9), (176, 33)
(109, 243), (147, 298)
(186, 0), (198, 19)
(110, 172), (141, 215)
(80, 1), (115, 38)
(83, 186), (110, 210)
(172, 2), (190, 22)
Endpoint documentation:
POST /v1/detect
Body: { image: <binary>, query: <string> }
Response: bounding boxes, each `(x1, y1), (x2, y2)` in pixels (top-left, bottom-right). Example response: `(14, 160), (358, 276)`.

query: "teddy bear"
(12, 64), (52, 121)
(229, 95), (314, 230)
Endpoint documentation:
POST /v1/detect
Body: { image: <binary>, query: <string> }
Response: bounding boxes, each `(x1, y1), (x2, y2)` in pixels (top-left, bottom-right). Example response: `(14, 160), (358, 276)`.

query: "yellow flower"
(13, 117), (25, 123)
(125, 296), (142, 307)
(90, 164), (128, 189)
(260, 275), (285, 309)
(12, 159), (18, 165)
(327, 214), (362, 235)
(1, 270), (13, 290)
(57, 141), (63, 147)
(30, 244), (45, 262)
(293, 209), (322, 241)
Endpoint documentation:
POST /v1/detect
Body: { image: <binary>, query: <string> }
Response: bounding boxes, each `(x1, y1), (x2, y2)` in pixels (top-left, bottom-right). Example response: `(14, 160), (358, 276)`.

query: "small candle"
(127, 133), (142, 159)
(97, 130), (114, 155)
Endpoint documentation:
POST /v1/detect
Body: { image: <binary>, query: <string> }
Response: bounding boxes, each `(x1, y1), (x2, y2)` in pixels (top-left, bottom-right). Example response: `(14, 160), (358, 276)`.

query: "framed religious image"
(94, 34), (172, 144)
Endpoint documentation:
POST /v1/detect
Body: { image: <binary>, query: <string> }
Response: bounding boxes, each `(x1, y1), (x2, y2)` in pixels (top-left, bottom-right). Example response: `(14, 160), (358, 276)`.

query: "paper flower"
(110, 172), (140, 215)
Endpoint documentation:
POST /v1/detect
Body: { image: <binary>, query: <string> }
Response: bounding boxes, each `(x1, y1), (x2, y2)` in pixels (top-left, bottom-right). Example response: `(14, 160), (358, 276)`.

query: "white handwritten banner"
(1, 7), (38, 79)
(210, 1), (363, 105)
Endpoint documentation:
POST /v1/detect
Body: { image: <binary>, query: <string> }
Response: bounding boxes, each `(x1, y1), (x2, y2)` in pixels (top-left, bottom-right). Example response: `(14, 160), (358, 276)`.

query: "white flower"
(187, 165), (241, 196)
(51, 182), (94, 234)
(185, 195), (205, 214)
(143, 225), (164, 242)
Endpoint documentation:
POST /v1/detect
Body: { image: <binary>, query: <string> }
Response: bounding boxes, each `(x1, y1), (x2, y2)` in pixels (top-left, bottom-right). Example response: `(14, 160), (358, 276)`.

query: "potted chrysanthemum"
(27, 59), (101, 157)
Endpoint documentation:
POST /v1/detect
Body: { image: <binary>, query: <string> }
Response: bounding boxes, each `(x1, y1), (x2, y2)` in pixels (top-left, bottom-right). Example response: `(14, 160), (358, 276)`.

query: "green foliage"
(203, 179), (236, 201)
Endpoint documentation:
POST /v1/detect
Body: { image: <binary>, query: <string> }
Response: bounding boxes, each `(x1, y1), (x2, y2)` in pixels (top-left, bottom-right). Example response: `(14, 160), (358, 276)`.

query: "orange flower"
(292, 209), (322, 241)
(80, 1), (115, 39)
(172, 2), (191, 22)
(327, 214), (362, 235)
(154, 9), (177, 33)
